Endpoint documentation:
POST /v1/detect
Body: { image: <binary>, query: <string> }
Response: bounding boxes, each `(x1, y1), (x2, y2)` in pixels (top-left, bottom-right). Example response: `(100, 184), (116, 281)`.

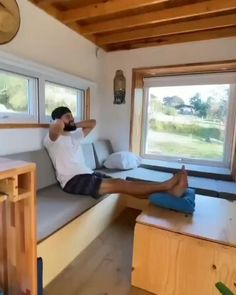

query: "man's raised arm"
(76, 119), (96, 136)
(49, 119), (65, 141)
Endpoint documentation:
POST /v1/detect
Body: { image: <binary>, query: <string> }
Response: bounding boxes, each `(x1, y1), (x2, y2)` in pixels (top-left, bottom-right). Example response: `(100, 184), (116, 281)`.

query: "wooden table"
(131, 195), (236, 295)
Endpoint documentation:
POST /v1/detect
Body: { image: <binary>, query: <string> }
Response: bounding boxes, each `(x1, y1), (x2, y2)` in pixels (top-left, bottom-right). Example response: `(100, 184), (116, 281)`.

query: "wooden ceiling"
(29, 0), (236, 51)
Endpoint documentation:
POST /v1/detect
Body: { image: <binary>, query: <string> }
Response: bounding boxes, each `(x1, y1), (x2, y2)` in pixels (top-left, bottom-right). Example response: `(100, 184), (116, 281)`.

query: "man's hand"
(49, 119), (65, 141)
(76, 119), (96, 136)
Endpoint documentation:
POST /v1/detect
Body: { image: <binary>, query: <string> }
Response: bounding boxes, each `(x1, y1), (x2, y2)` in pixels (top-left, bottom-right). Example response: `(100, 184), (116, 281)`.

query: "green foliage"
(190, 92), (227, 121)
(190, 93), (209, 118)
(149, 98), (162, 113)
(163, 106), (177, 116)
(0, 73), (28, 112)
(149, 119), (224, 141)
(45, 83), (77, 116)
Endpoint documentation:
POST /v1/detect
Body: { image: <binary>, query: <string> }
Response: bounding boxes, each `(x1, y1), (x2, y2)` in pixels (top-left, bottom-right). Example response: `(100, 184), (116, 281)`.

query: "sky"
(149, 84), (230, 104)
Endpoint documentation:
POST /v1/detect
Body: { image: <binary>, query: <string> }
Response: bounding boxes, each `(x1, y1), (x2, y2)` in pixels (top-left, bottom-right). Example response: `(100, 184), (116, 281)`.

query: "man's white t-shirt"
(43, 128), (93, 188)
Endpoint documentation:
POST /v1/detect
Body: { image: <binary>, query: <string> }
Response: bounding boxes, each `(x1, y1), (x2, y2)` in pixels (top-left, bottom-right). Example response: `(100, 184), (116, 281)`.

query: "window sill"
(0, 124), (49, 129)
(141, 158), (232, 181)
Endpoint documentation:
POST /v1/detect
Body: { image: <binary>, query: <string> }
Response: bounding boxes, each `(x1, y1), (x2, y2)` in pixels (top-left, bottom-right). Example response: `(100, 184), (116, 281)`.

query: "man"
(44, 106), (188, 199)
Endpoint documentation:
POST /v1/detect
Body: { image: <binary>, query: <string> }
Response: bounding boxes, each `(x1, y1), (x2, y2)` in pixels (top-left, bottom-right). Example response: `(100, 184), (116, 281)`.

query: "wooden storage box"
(132, 195), (236, 295)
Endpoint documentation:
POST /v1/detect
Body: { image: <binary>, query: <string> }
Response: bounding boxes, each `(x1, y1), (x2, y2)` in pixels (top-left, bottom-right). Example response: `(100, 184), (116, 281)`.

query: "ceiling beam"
(81, 0), (236, 35)
(36, 0), (68, 4)
(105, 26), (236, 51)
(59, 0), (169, 23)
(35, 0), (76, 8)
(97, 13), (236, 45)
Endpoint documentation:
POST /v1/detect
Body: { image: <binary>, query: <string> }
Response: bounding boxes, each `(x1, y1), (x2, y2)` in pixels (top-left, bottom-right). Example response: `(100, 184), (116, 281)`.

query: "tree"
(206, 96), (227, 122)
(0, 88), (11, 109)
(0, 74), (28, 111)
(197, 102), (209, 118)
(163, 96), (184, 107)
(190, 93), (201, 111)
(190, 93), (209, 118)
(149, 94), (162, 114)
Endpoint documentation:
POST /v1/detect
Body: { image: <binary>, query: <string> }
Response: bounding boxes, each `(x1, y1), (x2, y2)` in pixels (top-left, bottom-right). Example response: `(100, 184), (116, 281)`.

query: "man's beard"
(64, 123), (77, 132)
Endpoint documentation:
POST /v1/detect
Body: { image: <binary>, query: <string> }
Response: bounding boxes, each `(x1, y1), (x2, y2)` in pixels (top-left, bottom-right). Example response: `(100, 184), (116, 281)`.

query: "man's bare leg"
(98, 169), (187, 199)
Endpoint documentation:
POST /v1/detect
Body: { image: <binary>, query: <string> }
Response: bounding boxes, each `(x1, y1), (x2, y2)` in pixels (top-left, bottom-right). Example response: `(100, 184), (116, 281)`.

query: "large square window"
(143, 73), (236, 167)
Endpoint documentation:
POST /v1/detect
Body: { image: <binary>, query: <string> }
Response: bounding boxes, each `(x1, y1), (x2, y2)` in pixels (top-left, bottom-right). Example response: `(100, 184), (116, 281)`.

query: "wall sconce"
(113, 70), (126, 104)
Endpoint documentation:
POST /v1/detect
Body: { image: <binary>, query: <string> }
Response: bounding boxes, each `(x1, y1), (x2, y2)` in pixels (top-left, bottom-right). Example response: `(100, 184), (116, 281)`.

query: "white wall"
(100, 38), (236, 151)
(0, 0), (105, 156)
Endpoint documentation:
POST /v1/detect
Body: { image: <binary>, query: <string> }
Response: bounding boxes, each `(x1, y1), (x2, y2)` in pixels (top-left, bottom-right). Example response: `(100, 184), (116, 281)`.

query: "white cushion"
(104, 151), (141, 170)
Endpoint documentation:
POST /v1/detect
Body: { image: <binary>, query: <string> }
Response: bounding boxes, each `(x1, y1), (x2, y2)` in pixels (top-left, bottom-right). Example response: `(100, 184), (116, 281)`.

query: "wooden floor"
(44, 208), (153, 295)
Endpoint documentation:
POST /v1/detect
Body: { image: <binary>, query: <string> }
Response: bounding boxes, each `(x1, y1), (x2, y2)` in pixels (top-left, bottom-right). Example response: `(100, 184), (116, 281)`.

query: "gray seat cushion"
(37, 184), (105, 242)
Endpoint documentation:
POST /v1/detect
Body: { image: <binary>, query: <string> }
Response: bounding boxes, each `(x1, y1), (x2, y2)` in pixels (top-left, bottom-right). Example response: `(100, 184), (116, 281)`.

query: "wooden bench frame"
(38, 194), (148, 287)
(38, 193), (126, 287)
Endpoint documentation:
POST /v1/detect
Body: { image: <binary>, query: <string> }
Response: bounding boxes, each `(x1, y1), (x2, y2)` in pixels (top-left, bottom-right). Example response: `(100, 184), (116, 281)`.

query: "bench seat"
(8, 140), (236, 245)
(37, 184), (106, 242)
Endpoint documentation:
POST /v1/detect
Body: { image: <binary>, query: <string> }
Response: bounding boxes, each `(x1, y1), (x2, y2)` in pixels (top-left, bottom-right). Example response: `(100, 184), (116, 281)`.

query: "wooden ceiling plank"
(36, 0), (69, 5)
(97, 13), (236, 45)
(30, 1), (60, 18)
(105, 27), (236, 51)
(59, 0), (169, 23)
(81, 0), (236, 35)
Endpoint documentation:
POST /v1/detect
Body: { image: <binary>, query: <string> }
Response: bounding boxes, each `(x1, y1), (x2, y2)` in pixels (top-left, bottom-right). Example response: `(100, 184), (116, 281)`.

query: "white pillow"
(104, 151), (142, 170)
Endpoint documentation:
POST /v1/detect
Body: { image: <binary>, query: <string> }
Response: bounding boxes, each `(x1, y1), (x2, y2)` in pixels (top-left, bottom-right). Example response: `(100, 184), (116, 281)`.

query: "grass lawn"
(147, 131), (224, 160)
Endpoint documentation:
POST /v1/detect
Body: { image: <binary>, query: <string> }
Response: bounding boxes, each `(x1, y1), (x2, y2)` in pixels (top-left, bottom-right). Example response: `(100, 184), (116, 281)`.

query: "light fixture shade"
(0, 0), (21, 44)
(113, 70), (126, 104)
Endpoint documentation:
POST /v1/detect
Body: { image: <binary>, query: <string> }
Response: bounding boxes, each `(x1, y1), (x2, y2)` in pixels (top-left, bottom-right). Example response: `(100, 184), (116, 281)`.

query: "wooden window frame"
(130, 60), (236, 179)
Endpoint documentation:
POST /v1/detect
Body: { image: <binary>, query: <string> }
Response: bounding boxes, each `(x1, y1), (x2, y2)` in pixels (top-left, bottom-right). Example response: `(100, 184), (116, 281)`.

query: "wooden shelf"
(12, 188), (31, 202)
(0, 193), (7, 202)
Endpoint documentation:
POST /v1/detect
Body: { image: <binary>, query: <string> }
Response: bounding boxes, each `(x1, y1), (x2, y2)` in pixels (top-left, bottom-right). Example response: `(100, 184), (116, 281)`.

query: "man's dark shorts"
(63, 172), (112, 199)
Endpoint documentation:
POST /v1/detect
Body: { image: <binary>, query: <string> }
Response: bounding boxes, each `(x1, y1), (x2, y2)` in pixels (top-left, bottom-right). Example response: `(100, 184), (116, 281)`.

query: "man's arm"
(76, 119), (96, 137)
(49, 119), (65, 141)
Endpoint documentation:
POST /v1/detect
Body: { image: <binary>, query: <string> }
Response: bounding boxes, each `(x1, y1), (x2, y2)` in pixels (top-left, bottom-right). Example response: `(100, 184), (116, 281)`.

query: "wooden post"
(0, 158), (37, 295)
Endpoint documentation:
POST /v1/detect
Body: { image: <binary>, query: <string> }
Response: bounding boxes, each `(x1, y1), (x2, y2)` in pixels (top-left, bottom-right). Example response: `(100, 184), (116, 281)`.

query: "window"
(0, 70), (37, 123)
(0, 52), (94, 125)
(142, 73), (236, 168)
(44, 82), (85, 122)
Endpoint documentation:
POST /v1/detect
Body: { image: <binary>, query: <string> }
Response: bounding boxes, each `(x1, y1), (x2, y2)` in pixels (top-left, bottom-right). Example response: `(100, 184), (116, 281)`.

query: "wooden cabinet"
(0, 158), (37, 295)
(132, 195), (236, 295)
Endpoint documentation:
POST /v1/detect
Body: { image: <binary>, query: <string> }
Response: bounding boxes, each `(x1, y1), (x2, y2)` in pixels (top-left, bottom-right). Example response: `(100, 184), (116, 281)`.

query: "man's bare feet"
(180, 165), (188, 187)
(168, 167), (188, 197)
(163, 173), (179, 190)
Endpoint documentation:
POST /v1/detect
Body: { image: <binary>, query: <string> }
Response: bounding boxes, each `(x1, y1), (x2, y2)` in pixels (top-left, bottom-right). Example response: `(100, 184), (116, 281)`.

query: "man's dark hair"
(51, 106), (71, 120)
